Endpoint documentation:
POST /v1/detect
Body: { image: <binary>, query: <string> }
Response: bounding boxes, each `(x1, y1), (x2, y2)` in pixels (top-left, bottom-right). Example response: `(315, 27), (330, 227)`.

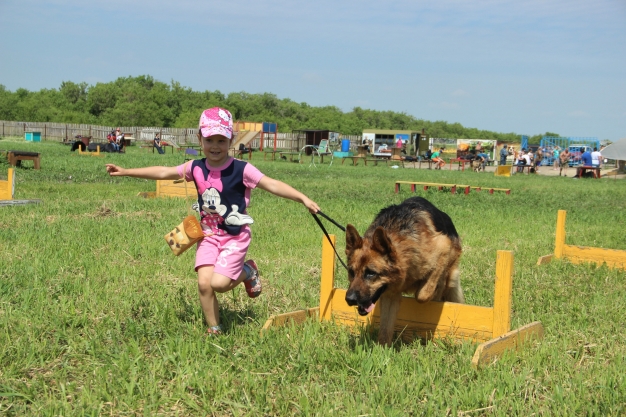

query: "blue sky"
(1, 0), (625, 140)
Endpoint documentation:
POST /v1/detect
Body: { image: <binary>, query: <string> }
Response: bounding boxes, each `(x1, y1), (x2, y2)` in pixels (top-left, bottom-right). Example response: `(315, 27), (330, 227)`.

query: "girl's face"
(199, 134), (231, 166)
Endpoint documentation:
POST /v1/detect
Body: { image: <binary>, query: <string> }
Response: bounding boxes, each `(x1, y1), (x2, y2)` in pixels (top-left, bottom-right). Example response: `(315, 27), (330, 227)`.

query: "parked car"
(568, 145), (593, 167)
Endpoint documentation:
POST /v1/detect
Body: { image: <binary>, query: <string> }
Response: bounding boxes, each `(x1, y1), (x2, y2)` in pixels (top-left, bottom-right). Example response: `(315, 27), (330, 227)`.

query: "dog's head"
(344, 224), (398, 315)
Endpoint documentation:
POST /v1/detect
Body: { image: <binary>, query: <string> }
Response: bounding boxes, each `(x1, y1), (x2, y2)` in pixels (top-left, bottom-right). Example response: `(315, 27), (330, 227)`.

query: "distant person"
(475, 141), (483, 153)
(552, 147), (560, 170)
(396, 138), (403, 149)
(559, 148), (570, 176)
(581, 148), (592, 166)
(499, 145), (509, 166)
(154, 133), (165, 154)
(114, 128), (125, 152)
(591, 147), (602, 167)
(362, 138), (370, 153)
(533, 148), (543, 173)
(431, 147), (446, 170)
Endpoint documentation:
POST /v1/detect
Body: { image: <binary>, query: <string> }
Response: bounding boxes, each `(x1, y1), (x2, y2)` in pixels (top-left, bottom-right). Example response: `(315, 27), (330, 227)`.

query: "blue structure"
(520, 135), (529, 151)
(540, 136), (600, 166)
(25, 131), (41, 142)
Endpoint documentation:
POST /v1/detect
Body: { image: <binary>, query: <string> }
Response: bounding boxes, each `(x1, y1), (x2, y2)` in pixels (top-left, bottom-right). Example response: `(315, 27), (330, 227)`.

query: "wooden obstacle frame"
(138, 179), (198, 199)
(537, 210), (626, 270)
(395, 181), (511, 195)
(494, 165), (513, 177)
(0, 168), (15, 200)
(0, 168), (41, 206)
(76, 145), (103, 157)
(262, 235), (543, 367)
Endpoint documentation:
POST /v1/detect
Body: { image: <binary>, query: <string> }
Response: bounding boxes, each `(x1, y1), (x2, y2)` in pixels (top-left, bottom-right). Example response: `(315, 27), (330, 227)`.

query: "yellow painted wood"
(554, 210), (566, 258)
(260, 308), (320, 334)
(155, 179), (197, 198)
(492, 250), (513, 337)
(328, 288), (495, 342)
(0, 168), (14, 200)
(563, 245), (626, 270)
(548, 210), (625, 270)
(320, 235), (337, 322)
(536, 254), (554, 265)
(494, 165), (512, 177)
(471, 321), (544, 367)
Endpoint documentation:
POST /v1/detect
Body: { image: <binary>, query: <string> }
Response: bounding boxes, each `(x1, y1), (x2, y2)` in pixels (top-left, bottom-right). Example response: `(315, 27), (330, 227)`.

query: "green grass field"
(1, 139), (625, 416)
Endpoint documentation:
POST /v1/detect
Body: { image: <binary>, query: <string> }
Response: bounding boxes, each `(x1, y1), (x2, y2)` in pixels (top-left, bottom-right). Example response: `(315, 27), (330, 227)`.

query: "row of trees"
(0, 75), (550, 142)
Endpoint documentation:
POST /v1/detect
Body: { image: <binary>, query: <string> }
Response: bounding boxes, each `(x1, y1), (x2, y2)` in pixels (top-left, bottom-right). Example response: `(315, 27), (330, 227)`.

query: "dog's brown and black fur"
(345, 197), (464, 346)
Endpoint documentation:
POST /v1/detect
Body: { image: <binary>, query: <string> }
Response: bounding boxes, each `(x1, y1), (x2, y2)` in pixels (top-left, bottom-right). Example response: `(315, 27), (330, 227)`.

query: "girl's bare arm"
(257, 176), (320, 214)
(105, 164), (181, 180)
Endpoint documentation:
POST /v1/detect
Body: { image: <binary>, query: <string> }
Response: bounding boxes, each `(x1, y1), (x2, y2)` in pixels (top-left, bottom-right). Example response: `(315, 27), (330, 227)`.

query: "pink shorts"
(195, 227), (252, 280)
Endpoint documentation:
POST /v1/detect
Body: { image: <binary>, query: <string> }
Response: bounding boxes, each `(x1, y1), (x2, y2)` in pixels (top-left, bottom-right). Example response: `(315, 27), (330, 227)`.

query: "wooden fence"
(0, 120), (362, 151)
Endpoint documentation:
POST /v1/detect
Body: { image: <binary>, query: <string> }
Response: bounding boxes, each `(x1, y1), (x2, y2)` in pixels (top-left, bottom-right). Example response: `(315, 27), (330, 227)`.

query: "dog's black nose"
(345, 290), (358, 306)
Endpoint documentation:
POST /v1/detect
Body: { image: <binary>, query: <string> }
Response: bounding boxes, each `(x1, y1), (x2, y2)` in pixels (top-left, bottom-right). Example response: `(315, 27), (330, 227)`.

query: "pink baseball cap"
(199, 107), (233, 139)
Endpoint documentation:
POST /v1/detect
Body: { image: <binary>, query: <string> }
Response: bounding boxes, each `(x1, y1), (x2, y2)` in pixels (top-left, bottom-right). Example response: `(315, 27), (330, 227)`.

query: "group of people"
(106, 128), (126, 152)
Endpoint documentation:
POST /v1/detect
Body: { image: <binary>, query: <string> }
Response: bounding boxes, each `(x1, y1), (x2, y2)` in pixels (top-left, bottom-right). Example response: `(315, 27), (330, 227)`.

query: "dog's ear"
(345, 224), (363, 255)
(371, 226), (395, 260)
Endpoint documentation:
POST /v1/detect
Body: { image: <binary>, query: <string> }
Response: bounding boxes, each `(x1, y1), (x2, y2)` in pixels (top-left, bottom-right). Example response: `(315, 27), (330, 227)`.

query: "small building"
(362, 129), (429, 156)
(292, 130), (341, 153)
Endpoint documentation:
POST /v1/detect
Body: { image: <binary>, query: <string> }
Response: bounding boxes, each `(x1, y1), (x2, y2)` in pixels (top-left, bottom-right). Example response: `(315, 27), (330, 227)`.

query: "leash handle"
(311, 212), (348, 270)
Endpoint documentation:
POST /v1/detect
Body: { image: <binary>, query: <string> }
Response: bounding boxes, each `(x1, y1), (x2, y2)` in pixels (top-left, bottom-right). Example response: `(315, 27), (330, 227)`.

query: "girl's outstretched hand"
(105, 164), (126, 176)
(303, 197), (320, 214)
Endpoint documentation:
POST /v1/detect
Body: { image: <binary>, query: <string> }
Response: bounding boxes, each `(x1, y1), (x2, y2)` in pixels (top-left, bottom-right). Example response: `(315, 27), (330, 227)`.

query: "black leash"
(311, 211), (348, 270)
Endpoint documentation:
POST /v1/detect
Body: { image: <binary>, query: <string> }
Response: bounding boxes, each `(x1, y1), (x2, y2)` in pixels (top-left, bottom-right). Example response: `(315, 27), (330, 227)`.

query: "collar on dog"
(311, 211), (348, 270)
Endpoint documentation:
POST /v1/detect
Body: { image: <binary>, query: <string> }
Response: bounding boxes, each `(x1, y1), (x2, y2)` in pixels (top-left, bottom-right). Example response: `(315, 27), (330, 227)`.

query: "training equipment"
(76, 144), (103, 157)
(262, 235), (543, 367)
(0, 168), (41, 206)
(537, 210), (626, 270)
(395, 181), (510, 195)
(138, 178), (198, 199)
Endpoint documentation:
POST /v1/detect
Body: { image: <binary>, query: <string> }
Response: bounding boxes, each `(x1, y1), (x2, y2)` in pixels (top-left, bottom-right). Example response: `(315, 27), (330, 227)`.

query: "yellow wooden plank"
(471, 321), (544, 367)
(0, 168), (14, 200)
(328, 288), (495, 342)
(320, 235), (337, 321)
(554, 210), (566, 258)
(493, 250), (513, 337)
(260, 308), (319, 334)
(563, 244), (626, 270)
(156, 180), (197, 198)
(536, 254), (554, 265)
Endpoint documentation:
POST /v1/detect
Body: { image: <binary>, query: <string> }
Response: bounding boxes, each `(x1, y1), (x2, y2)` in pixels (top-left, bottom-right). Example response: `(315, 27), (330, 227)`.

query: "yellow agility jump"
(537, 210), (626, 270)
(263, 235), (543, 367)
(0, 168), (15, 200)
(138, 179), (198, 199)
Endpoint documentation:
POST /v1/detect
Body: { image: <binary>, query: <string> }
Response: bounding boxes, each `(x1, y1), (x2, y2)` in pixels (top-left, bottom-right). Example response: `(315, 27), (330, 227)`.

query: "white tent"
(602, 138), (626, 171)
(602, 138), (626, 161)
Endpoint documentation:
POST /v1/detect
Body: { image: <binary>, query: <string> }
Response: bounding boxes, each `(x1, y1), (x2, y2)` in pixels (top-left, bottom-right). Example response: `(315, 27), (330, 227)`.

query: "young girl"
(105, 107), (320, 335)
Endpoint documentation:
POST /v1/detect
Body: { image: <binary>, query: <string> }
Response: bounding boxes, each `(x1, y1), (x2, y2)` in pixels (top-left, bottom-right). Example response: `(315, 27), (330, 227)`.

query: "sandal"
(206, 325), (222, 336)
(243, 260), (261, 298)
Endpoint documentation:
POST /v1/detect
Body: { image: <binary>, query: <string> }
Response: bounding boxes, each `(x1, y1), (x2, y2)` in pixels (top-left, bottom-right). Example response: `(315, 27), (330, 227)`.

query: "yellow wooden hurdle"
(138, 179), (198, 199)
(76, 145), (103, 157)
(537, 210), (626, 270)
(0, 168), (15, 200)
(262, 235), (543, 367)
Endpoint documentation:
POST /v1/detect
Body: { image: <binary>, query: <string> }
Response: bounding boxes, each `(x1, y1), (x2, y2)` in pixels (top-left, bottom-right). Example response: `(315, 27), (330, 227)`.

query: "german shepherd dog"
(345, 197), (464, 346)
